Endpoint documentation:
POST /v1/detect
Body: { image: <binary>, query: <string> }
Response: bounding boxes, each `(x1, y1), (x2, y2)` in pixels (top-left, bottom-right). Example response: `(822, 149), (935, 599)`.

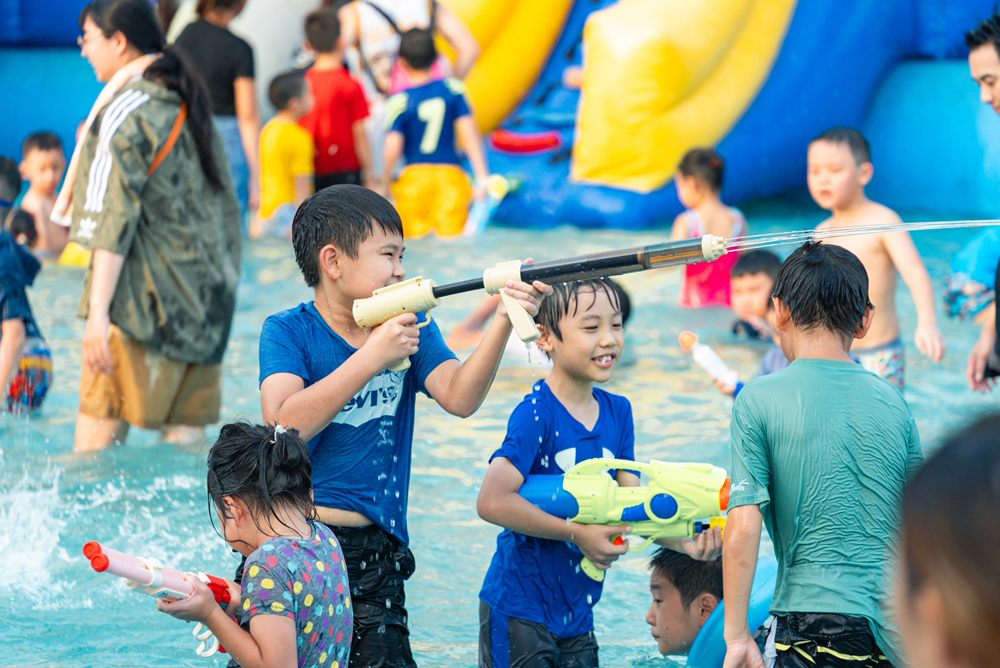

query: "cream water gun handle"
(483, 261), (540, 342)
(353, 277), (440, 371)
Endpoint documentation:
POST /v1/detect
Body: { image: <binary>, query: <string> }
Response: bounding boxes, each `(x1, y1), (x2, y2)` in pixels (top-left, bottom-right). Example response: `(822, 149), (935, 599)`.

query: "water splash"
(0, 464), (67, 599)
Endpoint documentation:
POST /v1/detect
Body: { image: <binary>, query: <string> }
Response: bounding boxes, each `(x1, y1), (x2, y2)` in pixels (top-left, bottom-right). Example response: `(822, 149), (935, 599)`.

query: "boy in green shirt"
(722, 241), (923, 668)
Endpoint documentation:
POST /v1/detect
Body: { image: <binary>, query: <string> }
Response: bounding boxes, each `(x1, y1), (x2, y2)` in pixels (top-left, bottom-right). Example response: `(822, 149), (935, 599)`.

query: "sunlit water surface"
(2, 202), (996, 666)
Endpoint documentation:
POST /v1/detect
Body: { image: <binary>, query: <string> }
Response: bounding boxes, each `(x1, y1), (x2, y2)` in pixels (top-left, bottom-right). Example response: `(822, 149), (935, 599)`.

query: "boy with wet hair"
(19, 132), (67, 259)
(723, 241), (923, 668)
(647, 548), (723, 657)
(808, 126), (944, 389)
(258, 184), (548, 668)
(477, 278), (719, 668)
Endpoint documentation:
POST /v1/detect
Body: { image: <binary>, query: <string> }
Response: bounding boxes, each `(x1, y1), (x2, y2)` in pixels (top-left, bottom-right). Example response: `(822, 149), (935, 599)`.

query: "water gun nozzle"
(679, 331), (698, 351)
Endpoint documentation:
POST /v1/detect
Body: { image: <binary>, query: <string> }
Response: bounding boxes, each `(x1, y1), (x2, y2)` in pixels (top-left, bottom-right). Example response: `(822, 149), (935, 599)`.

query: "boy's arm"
(968, 301), (997, 392)
(722, 504), (766, 668)
(883, 229), (945, 362)
(423, 278), (550, 417)
(0, 318), (26, 396)
(260, 312), (420, 441)
(381, 131), (403, 195)
(455, 115), (488, 198)
(477, 456), (629, 570)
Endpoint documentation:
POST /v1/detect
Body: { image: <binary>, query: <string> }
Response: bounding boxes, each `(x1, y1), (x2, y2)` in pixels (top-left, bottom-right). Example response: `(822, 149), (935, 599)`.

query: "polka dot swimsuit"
(239, 521), (352, 667)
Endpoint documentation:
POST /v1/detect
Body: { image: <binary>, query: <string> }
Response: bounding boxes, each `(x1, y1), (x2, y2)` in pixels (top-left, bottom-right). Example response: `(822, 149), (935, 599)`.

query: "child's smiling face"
(337, 225), (406, 299)
(542, 287), (623, 384)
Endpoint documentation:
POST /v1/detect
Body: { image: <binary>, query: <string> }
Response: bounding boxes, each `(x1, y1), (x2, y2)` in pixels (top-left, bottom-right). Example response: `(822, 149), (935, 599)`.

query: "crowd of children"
(4, 4), (1000, 668)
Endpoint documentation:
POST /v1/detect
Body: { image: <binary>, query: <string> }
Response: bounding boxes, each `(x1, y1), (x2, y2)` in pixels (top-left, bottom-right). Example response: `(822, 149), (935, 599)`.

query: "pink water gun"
(84, 541), (232, 657)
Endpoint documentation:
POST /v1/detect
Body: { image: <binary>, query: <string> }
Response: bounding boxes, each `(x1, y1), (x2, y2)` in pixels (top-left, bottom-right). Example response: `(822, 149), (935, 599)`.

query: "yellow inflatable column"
(572, 0), (796, 192)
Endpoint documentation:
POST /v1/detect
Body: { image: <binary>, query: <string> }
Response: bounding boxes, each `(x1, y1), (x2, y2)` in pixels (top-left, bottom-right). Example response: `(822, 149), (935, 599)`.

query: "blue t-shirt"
(385, 78), (471, 167)
(238, 521), (352, 668)
(258, 302), (456, 544)
(0, 228), (42, 340)
(479, 380), (636, 638)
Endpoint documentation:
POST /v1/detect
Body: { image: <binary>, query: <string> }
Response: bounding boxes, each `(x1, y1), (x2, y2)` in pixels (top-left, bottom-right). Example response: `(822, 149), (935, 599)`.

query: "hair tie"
(272, 424), (287, 444)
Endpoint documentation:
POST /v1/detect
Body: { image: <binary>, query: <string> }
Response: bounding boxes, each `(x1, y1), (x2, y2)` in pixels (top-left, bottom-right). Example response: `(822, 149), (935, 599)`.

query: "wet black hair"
(966, 13), (1000, 60)
(21, 132), (63, 158)
(771, 241), (872, 344)
(677, 148), (724, 193)
(398, 28), (437, 71)
(268, 70), (307, 111)
(292, 184), (403, 288)
(810, 126), (871, 166)
(0, 156), (21, 204)
(6, 209), (37, 248)
(305, 8), (340, 53)
(207, 422), (314, 542)
(649, 548), (722, 610)
(80, 0), (225, 190)
(731, 249), (782, 281)
(535, 277), (624, 342)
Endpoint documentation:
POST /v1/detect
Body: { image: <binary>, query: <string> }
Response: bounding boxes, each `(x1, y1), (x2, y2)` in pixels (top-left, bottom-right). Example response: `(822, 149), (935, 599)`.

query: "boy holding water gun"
(477, 278), (720, 668)
(257, 184), (548, 668)
(723, 241), (923, 668)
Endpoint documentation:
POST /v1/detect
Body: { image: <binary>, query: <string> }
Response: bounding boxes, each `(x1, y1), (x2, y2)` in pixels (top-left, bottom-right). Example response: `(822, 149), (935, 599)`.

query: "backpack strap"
(147, 102), (187, 177)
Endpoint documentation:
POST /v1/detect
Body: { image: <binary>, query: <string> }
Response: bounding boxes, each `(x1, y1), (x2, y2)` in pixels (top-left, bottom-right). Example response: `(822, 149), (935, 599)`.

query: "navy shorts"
(329, 524), (417, 668)
(479, 601), (599, 668)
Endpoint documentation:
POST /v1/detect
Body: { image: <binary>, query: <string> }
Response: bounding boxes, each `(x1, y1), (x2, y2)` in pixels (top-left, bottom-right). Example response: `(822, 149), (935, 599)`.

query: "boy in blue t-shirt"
(258, 184), (548, 668)
(381, 28), (489, 238)
(477, 279), (720, 668)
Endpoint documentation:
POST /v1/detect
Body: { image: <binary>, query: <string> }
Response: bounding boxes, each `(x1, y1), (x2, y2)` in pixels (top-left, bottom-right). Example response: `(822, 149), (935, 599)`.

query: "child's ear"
(319, 244), (343, 280)
(772, 296), (791, 331)
(534, 323), (555, 353)
(855, 304), (875, 340)
(696, 592), (719, 626)
(858, 161), (874, 186)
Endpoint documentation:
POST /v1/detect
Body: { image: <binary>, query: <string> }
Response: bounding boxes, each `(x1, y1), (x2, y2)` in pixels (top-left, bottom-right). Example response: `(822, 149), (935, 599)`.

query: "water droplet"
(360, 561), (367, 570)
(378, 624), (386, 634)
(531, 398), (537, 405)
(395, 490), (400, 498)
(395, 561), (400, 571)
(386, 599), (392, 610)
(586, 594), (593, 604)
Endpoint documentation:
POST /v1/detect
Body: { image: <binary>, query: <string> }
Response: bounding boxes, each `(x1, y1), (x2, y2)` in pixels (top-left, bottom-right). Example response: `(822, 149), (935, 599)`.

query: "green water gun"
(519, 459), (731, 581)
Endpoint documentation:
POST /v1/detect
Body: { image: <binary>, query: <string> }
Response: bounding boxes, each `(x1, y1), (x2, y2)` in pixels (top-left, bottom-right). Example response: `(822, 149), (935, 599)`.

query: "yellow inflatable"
(572, 0), (797, 192)
(58, 241), (92, 268)
(438, 0), (574, 133)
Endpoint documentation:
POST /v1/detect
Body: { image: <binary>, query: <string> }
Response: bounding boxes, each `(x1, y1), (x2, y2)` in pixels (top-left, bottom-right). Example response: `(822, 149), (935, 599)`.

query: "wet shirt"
(258, 302), (456, 544)
(479, 380), (635, 637)
(237, 521), (352, 667)
(385, 78), (470, 167)
(69, 79), (242, 365)
(729, 358), (923, 665)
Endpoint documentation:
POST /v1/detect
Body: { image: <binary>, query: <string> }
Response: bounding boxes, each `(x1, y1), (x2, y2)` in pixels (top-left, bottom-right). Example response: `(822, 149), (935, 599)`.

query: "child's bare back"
(19, 191), (64, 258)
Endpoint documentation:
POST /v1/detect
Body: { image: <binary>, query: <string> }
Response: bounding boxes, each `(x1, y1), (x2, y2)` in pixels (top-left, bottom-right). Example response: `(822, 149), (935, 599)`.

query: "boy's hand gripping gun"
(352, 235), (729, 370)
(519, 459), (730, 582)
(83, 541), (232, 658)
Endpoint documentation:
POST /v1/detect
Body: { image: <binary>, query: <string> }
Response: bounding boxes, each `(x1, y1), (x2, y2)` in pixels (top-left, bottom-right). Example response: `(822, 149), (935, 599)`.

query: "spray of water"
(726, 219), (1000, 254)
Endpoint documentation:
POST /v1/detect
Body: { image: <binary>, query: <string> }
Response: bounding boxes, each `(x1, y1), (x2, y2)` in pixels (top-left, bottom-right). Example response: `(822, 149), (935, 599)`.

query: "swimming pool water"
(1, 203), (996, 666)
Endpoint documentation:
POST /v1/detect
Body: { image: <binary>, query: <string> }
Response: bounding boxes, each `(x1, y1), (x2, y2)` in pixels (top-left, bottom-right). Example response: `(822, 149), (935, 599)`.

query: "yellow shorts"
(391, 164), (471, 238)
(78, 325), (222, 429)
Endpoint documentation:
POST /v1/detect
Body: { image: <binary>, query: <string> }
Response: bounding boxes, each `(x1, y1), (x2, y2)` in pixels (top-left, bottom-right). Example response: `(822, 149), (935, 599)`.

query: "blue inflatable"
(687, 556), (777, 668)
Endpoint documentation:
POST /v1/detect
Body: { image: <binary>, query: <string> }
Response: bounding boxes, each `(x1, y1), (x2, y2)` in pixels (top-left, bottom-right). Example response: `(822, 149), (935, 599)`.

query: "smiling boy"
(258, 184), (548, 668)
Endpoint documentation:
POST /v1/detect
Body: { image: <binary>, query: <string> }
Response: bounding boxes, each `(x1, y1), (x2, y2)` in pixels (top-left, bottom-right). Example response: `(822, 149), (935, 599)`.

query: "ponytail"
(145, 46), (225, 190)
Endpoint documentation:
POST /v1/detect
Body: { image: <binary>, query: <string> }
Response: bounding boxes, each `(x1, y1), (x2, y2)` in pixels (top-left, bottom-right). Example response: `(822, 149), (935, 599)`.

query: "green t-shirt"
(70, 79), (241, 365)
(729, 358), (923, 665)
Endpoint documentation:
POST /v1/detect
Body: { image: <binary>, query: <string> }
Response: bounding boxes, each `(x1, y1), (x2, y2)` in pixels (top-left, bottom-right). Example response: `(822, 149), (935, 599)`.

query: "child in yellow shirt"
(252, 71), (315, 238)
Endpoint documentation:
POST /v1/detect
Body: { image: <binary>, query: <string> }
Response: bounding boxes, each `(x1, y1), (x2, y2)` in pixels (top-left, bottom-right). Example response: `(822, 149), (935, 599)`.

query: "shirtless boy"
(808, 127), (944, 389)
(19, 132), (67, 259)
